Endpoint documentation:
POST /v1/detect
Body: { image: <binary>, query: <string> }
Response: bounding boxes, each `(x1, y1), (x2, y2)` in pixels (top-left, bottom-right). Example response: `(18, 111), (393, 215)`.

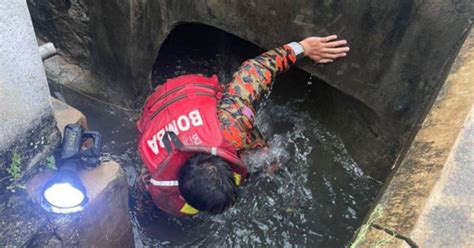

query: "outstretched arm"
(224, 35), (349, 106)
(218, 35), (349, 150)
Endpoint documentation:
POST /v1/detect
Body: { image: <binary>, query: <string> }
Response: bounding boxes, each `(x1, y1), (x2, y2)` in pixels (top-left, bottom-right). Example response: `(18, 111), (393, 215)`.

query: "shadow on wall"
(151, 23), (404, 180)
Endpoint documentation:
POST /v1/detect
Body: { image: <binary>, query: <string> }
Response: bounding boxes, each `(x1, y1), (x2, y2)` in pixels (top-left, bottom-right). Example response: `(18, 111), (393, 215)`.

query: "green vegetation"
(46, 155), (57, 170)
(350, 205), (386, 248)
(6, 152), (26, 192)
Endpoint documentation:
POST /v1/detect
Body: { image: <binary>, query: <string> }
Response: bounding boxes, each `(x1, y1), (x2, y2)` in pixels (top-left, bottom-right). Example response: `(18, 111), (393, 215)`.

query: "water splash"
(133, 99), (380, 247)
(50, 47), (381, 246)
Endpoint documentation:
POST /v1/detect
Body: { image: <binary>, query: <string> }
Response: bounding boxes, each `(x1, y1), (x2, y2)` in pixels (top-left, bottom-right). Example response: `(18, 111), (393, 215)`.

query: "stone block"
(51, 97), (88, 134)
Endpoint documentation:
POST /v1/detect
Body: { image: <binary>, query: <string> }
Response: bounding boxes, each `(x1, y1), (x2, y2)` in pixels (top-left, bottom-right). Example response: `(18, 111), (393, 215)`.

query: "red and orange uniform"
(218, 45), (297, 149)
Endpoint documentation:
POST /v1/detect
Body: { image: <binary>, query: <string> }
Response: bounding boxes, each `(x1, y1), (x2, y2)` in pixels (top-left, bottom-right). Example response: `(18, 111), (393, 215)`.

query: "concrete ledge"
(409, 109), (474, 247)
(353, 29), (474, 247)
(51, 97), (88, 134)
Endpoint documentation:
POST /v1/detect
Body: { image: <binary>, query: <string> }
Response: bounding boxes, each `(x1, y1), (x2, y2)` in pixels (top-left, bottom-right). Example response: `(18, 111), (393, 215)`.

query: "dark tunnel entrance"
(152, 23), (264, 87)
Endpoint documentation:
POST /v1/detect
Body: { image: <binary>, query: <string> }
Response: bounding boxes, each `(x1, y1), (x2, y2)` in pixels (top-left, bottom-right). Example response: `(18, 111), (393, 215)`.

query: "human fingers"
(320, 35), (338, 42)
(324, 40), (348, 48)
(319, 52), (347, 59)
(318, 59), (334, 63)
(322, 47), (350, 54)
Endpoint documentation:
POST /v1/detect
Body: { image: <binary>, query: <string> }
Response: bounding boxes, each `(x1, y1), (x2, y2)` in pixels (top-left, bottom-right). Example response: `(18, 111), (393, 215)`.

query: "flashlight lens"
(44, 183), (85, 208)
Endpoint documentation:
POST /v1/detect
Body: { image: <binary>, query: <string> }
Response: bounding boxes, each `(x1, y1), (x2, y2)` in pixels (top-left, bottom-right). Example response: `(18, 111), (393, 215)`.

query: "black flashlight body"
(60, 124), (84, 160)
(60, 124), (102, 166)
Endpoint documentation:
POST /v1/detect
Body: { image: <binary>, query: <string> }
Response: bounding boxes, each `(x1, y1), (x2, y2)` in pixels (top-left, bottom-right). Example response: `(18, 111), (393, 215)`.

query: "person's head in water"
(178, 153), (237, 214)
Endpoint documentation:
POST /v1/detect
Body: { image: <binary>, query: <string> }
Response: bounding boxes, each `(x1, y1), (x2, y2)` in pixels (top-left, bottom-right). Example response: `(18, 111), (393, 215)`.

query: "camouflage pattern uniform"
(218, 45), (297, 150)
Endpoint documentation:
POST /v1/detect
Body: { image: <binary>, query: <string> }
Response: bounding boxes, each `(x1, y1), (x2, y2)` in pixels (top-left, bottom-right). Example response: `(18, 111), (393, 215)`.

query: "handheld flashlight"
(40, 124), (102, 214)
(40, 160), (88, 214)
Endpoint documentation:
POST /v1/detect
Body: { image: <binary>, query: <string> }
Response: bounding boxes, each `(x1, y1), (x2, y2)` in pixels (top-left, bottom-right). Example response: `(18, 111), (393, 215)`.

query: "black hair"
(178, 153), (237, 214)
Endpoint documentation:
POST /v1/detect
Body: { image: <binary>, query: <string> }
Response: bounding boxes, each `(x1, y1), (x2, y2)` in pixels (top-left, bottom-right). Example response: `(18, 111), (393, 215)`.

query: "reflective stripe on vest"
(149, 173), (241, 187)
(149, 178), (179, 186)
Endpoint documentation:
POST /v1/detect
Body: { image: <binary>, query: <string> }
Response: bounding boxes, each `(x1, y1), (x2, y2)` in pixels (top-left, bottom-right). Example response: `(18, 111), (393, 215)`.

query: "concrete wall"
(27, 0), (473, 177)
(354, 29), (474, 248)
(0, 0), (55, 152)
(0, 1), (60, 178)
(0, 1), (61, 246)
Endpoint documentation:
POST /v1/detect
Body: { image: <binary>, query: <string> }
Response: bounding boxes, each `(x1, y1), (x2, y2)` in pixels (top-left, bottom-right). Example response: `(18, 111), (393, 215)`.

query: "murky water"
(49, 24), (382, 247)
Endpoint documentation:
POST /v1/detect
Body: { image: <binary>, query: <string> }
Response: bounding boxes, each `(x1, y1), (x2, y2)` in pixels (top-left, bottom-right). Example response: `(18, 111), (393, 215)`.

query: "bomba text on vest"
(147, 109), (203, 155)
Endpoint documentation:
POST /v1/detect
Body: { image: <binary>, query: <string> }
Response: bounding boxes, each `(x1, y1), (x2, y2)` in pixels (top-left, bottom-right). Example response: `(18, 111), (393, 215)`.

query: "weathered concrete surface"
(26, 0), (91, 68)
(27, 0), (473, 178)
(354, 29), (474, 247)
(0, 1), (52, 151)
(133, 0), (473, 121)
(29, 0), (473, 117)
(28, 0), (137, 104)
(409, 109), (474, 247)
(38, 36), (129, 105)
(78, 161), (133, 247)
(0, 0), (59, 160)
(51, 97), (88, 134)
(0, 1), (61, 230)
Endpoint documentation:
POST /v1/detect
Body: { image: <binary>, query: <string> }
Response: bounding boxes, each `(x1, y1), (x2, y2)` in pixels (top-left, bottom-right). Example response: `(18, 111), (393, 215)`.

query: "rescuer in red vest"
(137, 35), (350, 216)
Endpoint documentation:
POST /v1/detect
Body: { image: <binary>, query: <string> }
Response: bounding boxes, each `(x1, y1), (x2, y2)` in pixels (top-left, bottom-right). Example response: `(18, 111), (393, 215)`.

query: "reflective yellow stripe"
(233, 173), (241, 186)
(180, 203), (199, 215)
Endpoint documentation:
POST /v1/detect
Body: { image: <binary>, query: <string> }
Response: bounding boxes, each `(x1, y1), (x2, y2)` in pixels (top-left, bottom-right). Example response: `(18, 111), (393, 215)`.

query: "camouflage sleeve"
(224, 45), (297, 106)
(218, 45), (297, 150)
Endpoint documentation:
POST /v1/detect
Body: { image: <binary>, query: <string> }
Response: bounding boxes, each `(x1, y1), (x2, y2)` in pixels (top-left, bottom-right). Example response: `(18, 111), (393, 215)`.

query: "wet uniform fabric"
(137, 45), (297, 211)
(218, 45), (297, 150)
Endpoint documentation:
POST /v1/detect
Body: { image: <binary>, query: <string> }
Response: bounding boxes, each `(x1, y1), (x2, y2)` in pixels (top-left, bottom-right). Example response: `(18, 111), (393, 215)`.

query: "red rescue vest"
(137, 74), (248, 216)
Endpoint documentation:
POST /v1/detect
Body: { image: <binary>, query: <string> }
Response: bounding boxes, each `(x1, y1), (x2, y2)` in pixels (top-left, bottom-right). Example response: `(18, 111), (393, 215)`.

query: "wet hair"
(178, 153), (237, 214)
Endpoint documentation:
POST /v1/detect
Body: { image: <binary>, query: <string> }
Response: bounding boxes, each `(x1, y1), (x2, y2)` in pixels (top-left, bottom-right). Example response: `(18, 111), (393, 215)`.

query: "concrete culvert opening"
(49, 23), (390, 247)
(145, 23), (386, 247)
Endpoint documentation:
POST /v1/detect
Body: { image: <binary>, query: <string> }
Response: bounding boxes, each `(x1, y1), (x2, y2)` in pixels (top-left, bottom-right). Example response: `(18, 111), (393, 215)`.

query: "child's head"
(178, 153), (237, 214)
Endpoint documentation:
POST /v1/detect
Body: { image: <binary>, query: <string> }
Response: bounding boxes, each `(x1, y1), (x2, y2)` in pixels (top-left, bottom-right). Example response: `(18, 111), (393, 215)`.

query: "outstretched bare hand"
(299, 35), (349, 63)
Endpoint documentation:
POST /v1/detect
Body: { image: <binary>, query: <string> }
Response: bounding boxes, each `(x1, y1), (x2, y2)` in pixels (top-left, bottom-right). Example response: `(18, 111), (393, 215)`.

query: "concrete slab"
(353, 29), (473, 247)
(0, 0), (53, 151)
(409, 109), (474, 247)
(51, 97), (88, 134)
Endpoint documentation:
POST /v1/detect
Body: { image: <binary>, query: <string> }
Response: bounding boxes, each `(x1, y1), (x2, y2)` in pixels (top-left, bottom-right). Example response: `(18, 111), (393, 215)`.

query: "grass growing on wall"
(350, 205), (390, 248)
(46, 155), (57, 170)
(5, 152), (26, 192)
